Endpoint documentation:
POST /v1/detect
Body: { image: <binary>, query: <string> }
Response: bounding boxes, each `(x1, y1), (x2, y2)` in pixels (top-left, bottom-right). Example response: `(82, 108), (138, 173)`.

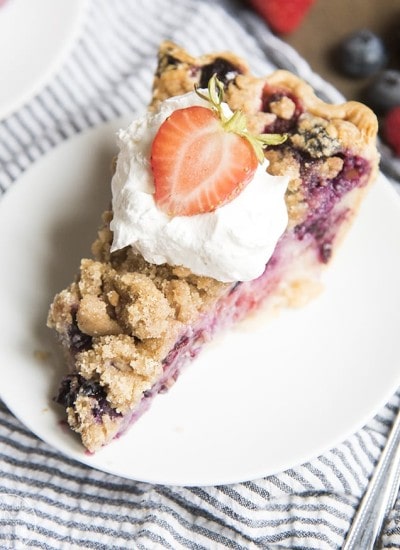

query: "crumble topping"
(48, 284), (80, 334)
(76, 335), (161, 414)
(269, 96), (296, 120)
(162, 279), (202, 323)
(225, 74), (276, 134)
(76, 294), (121, 337)
(152, 40), (248, 108)
(317, 156), (344, 180)
(265, 148), (306, 226)
(67, 398), (121, 451)
(290, 114), (341, 158)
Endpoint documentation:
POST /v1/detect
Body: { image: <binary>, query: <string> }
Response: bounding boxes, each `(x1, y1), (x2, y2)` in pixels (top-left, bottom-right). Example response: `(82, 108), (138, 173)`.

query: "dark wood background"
(283, 0), (400, 102)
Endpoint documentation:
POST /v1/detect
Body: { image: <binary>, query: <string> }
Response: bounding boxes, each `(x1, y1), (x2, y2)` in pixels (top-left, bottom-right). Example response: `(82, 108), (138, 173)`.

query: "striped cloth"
(1, 1), (399, 548)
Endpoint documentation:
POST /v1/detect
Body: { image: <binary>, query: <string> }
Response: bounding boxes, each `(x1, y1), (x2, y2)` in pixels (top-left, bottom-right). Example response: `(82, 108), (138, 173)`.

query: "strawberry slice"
(151, 106), (258, 216)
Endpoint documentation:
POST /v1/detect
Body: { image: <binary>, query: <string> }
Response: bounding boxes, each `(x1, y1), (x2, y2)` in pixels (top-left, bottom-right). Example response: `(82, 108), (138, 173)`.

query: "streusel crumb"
(67, 399), (121, 451)
(290, 114), (341, 158)
(76, 335), (161, 413)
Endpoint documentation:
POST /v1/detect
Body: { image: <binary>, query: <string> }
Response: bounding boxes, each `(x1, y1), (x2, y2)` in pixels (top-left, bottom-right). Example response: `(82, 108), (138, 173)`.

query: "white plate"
(1, 121), (400, 487)
(0, 0), (88, 120)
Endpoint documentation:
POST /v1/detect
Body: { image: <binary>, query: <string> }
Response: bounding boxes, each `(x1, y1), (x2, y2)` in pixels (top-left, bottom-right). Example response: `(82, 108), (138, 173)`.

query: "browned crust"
(153, 41), (378, 149)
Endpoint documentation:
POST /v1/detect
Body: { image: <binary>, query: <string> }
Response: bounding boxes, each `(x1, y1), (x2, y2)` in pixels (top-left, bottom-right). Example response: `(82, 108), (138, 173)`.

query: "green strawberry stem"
(195, 74), (287, 163)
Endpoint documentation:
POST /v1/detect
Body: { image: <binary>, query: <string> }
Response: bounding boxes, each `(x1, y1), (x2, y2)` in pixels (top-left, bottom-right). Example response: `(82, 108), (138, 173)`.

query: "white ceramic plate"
(1, 120), (400, 487)
(0, 0), (88, 120)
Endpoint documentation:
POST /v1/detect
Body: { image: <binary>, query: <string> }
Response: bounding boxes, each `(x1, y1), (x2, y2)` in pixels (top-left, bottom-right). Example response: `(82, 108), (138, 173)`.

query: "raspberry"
(383, 107), (400, 157)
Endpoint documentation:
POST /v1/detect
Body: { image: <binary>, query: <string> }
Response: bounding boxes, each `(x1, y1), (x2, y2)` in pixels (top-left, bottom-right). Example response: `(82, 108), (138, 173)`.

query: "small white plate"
(0, 0), (88, 120)
(1, 120), (400, 487)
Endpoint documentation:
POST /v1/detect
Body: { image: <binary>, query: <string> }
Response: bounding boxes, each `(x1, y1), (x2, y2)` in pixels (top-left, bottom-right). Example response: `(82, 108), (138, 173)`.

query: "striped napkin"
(1, 1), (399, 547)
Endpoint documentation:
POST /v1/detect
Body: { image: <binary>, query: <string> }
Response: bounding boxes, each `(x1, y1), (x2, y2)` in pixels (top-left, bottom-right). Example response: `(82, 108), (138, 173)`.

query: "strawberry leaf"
(196, 75), (287, 163)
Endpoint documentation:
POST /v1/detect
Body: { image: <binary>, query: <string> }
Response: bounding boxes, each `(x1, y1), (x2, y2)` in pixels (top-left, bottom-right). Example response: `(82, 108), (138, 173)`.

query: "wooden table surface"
(283, 0), (400, 102)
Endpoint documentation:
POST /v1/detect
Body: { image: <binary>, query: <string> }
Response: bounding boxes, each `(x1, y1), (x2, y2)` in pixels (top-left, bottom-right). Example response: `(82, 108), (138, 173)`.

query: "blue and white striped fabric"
(1, 1), (399, 548)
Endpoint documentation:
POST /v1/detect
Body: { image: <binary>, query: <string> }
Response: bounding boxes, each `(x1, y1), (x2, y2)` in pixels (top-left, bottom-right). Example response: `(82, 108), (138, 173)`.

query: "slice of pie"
(47, 41), (379, 452)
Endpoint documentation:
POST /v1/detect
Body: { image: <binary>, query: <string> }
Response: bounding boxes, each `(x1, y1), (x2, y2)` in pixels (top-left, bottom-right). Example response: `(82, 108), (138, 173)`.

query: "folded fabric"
(0, 0), (399, 548)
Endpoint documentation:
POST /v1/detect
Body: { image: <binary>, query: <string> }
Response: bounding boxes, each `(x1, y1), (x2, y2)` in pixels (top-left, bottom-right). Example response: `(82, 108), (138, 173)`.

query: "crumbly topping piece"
(110, 272), (173, 339)
(269, 96), (296, 120)
(66, 399), (121, 452)
(137, 321), (184, 362)
(265, 148), (306, 226)
(225, 74), (276, 134)
(76, 335), (161, 414)
(316, 156), (344, 180)
(162, 279), (202, 323)
(48, 220), (228, 366)
(91, 211), (113, 262)
(76, 294), (121, 337)
(152, 40), (249, 107)
(47, 283), (80, 335)
(290, 114), (341, 158)
(78, 258), (104, 295)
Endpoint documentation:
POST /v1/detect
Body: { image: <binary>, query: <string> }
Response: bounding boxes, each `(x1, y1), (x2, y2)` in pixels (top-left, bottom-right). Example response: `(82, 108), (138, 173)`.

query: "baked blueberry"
(364, 69), (400, 113)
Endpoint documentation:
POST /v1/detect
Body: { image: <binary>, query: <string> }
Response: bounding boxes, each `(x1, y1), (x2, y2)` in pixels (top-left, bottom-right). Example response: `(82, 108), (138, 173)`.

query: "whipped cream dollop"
(110, 91), (289, 282)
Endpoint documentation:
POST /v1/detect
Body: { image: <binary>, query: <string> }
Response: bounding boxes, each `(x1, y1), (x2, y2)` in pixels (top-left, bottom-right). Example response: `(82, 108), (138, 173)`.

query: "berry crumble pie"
(47, 42), (379, 452)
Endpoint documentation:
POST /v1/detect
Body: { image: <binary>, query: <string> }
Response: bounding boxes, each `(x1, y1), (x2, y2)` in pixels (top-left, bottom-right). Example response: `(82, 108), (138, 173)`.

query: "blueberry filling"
(55, 374), (121, 421)
(67, 315), (92, 354)
(162, 334), (190, 368)
(199, 58), (241, 88)
(262, 87), (303, 134)
(294, 153), (370, 262)
(260, 85), (371, 263)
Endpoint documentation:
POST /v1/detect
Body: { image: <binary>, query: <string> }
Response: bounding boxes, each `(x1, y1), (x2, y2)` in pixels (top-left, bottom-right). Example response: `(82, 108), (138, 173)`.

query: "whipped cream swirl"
(110, 91), (289, 282)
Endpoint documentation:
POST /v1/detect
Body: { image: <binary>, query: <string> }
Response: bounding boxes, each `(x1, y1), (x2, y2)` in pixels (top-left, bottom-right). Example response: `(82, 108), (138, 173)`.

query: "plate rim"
(0, 0), (89, 120)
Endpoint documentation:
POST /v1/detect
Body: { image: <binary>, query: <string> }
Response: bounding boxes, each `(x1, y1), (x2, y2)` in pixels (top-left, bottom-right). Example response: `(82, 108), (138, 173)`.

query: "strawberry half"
(150, 75), (287, 217)
(151, 106), (258, 216)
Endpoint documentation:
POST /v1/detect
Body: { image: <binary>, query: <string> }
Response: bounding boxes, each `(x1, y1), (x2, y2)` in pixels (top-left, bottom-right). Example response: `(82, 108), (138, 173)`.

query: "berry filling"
(262, 86), (303, 133)
(56, 375), (122, 423)
(199, 58), (242, 88)
(67, 313), (93, 354)
(261, 87), (372, 262)
(294, 152), (370, 262)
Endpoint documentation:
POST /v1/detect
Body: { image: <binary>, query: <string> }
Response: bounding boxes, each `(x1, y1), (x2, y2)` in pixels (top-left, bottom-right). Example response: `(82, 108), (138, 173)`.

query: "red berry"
(383, 106), (400, 157)
(247, 0), (316, 34)
(150, 106), (258, 216)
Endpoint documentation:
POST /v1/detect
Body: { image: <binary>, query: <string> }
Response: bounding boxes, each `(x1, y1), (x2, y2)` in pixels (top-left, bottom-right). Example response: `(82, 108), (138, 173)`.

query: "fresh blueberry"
(335, 29), (387, 77)
(363, 70), (400, 113)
